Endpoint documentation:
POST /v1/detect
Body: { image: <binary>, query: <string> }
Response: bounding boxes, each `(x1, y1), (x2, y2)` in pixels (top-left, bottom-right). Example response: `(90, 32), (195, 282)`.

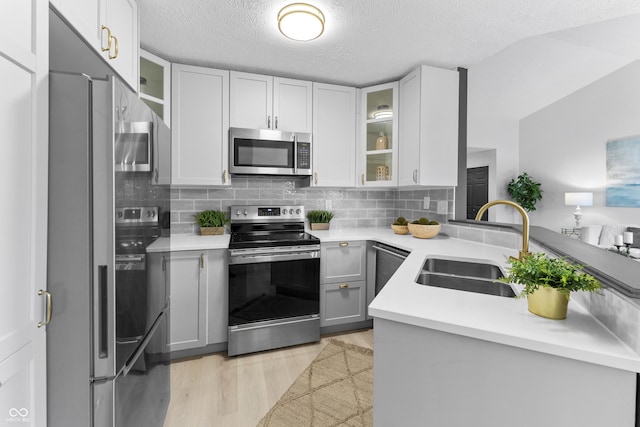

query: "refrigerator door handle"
(98, 265), (109, 358)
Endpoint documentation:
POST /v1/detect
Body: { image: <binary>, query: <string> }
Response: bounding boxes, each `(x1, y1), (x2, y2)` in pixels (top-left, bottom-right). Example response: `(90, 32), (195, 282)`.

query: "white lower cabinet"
(149, 248), (228, 354)
(166, 251), (207, 352)
(320, 241), (367, 328)
(320, 281), (366, 327)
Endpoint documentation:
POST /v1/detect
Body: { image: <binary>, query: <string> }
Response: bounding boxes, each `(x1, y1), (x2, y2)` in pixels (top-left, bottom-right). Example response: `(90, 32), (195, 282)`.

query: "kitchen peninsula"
(150, 226), (640, 426)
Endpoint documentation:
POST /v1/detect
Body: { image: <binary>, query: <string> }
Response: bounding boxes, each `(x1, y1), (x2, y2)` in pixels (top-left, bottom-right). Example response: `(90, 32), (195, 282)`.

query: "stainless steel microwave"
(229, 127), (312, 176)
(114, 121), (153, 172)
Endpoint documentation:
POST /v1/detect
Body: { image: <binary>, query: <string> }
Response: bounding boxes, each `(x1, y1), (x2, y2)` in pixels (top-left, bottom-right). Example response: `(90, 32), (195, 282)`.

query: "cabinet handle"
(361, 173), (365, 186)
(223, 169), (228, 184)
(200, 253), (205, 269)
(275, 116), (278, 129)
(108, 34), (119, 60)
(153, 168), (158, 183)
(101, 25), (112, 52)
(339, 283), (349, 289)
(267, 115), (271, 129)
(37, 290), (52, 328)
(314, 172), (318, 185)
(339, 242), (349, 247)
(413, 169), (418, 183)
(161, 256), (166, 272)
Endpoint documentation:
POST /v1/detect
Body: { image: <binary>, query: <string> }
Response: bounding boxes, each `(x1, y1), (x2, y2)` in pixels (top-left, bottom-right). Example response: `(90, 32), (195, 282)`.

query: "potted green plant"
(391, 216), (409, 235)
(500, 252), (601, 319)
(194, 209), (229, 235)
(507, 172), (543, 212)
(407, 217), (441, 239)
(307, 210), (334, 230)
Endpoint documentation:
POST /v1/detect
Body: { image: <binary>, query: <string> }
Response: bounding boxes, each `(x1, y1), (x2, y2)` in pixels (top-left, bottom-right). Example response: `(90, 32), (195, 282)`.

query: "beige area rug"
(257, 339), (373, 427)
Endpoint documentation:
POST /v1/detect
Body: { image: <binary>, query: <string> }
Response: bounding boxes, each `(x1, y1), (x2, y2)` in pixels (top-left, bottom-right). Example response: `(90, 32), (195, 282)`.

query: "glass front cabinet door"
(359, 82), (398, 187)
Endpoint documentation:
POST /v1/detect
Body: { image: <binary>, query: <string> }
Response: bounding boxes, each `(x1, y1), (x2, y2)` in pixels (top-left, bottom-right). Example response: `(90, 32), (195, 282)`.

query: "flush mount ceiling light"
(373, 105), (393, 120)
(278, 3), (325, 41)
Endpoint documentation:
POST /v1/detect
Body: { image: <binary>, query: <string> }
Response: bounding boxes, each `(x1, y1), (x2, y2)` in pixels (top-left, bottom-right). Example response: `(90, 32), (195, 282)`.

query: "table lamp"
(564, 192), (593, 227)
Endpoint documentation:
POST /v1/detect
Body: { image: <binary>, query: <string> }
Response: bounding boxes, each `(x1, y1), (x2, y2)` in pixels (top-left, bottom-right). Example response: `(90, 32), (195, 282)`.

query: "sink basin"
(422, 257), (504, 280)
(416, 271), (516, 297)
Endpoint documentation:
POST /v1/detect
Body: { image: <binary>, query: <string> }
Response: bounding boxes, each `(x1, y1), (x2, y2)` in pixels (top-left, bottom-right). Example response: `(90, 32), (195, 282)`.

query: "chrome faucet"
(475, 200), (531, 260)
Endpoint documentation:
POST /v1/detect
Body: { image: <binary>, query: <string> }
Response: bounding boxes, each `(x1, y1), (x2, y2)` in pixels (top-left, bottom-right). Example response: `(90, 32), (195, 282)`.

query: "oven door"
(228, 250), (320, 326)
(115, 121), (153, 172)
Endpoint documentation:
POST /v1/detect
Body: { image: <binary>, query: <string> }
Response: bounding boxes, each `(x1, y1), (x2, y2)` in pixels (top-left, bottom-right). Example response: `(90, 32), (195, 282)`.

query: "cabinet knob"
(339, 283), (349, 289)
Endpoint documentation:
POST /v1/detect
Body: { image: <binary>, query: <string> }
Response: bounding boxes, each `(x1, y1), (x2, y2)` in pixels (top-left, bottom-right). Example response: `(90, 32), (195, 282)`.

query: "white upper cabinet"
(230, 71), (312, 132)
(172, 63), (230, 186)
(50, 0), (139, 90)
(398, 65), (459, 187)
(312, 83), (356, 187)
(359, 82), (399, 187)
(50, 0), (103, 50)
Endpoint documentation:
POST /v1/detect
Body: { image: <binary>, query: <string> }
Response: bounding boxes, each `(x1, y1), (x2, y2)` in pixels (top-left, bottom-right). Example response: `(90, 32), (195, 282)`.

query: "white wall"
(519, 59), (640, 231)
(467, 71), (521, 224)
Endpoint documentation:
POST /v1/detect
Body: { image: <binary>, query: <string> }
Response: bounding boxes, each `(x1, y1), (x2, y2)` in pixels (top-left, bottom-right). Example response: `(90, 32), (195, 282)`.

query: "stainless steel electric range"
(227, 205), (321, 356)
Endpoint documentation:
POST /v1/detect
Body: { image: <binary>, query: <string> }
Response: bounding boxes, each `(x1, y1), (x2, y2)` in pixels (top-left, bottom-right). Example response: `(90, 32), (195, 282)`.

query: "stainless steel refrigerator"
(47, 72), (170, 427)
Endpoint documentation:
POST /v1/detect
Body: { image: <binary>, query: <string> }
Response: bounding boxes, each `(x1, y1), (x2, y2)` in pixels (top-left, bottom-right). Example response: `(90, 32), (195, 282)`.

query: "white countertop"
(147, 234), (230, 252)
(149, 226), (640, 372)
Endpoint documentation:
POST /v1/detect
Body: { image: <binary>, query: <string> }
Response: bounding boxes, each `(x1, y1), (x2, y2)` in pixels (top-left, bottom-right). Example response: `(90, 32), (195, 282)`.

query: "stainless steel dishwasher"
(372, 242), (410, 295)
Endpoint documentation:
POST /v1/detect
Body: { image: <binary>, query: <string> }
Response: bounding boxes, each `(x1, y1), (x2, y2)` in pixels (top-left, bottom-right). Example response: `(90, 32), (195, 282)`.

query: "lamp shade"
(564, 192), (593, 207)
(278, 3), (325, 41)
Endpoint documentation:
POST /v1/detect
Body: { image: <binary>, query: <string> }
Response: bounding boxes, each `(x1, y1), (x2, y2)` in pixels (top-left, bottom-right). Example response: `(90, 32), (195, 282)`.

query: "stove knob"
(243, 209), (248, 216)
(117, 211), (123, 218)
(283, 209), (289, 214)
(296, 208), (301, 214)
(147, 210), (155, 218)
(235, 210), (241, 216)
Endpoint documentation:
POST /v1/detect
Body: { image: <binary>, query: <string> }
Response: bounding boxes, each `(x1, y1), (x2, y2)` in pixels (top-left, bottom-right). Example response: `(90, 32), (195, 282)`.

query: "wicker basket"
(310, 223), (330, 230)
(407, 223), (441, 239)
(391, 224), (409, 235)
(200, 226), (224, 235)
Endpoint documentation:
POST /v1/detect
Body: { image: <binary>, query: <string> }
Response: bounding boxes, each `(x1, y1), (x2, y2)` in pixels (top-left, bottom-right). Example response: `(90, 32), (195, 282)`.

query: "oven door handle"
(229, 251), (319, 265)
(116, 255), (145, 263)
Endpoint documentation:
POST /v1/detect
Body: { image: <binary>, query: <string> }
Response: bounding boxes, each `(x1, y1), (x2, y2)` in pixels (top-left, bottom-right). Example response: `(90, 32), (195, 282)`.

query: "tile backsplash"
(169, 176), (455, 235)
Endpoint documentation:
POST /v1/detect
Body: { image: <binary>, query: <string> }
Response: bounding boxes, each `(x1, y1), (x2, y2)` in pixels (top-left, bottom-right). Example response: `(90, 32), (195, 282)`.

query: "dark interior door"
(467, 166), (489, 220)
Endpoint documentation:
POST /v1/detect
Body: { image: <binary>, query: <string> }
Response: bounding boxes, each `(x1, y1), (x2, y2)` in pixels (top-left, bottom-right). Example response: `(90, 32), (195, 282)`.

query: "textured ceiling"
(138, 0), (640, 117)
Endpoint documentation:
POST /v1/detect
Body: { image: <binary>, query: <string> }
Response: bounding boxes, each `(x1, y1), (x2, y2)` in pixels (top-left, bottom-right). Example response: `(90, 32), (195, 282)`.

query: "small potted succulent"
(500, 252), (601, 319)
(194, 209), (229, 235)
(307, 210), (334, 230)
(407, 217), (441, 239)
(391, 217), (409, 234)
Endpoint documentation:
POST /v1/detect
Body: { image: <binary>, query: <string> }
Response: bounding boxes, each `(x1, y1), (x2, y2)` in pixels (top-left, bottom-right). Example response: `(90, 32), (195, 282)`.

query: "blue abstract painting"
(606, 136), (640, 207)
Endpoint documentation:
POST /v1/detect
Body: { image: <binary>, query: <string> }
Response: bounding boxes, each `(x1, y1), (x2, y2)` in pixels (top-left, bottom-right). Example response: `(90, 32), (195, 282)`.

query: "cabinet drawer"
(321, 240), (366, 283)
(320, 281), (366, 327)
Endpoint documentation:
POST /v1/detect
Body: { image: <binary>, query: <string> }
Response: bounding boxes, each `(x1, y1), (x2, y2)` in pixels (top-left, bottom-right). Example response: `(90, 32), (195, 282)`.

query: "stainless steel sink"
(416, 271), (516, 297)
(422, 257), (504, 279)
(416, 257), (515, 298)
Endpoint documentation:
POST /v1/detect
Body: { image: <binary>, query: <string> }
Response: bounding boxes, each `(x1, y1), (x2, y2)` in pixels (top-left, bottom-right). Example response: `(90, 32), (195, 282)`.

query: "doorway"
(467, 166), (489, 220)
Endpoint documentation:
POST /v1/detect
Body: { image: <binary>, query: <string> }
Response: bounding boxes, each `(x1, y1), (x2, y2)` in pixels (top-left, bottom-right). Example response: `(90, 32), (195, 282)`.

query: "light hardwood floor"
(163, 329), (374, 427)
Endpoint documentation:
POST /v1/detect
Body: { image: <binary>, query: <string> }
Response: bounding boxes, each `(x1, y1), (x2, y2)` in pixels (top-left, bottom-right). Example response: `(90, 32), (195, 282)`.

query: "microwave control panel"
(297, 142), (311, 169)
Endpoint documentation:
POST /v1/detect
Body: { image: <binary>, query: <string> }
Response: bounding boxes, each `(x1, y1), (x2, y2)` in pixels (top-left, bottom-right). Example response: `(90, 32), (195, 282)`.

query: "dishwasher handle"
(372, 244), (409, 260)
